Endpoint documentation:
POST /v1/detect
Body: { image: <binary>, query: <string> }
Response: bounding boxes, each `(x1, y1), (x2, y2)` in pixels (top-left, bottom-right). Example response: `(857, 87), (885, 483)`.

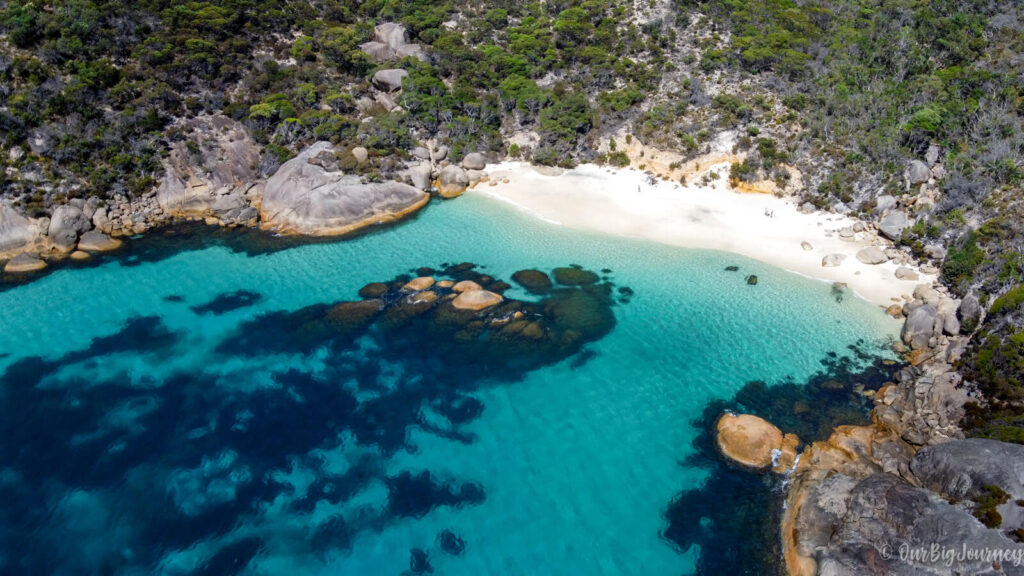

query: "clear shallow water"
(0, 194), (898, 575)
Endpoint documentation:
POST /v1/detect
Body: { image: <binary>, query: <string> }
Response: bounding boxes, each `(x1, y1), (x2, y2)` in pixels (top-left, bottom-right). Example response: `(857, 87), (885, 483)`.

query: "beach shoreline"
(477, 160), (935, 310)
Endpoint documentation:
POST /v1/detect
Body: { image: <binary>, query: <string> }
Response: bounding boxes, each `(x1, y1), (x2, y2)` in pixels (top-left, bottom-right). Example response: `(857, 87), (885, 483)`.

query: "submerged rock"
(552, 266), (599, 286)
(511, 269), (553, 292)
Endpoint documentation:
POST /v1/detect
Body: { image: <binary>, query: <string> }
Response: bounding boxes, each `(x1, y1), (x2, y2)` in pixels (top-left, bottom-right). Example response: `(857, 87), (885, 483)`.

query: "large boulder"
(874, 195), (897, 213)
(438, 165), (469, 198)
(462, 152), (486, 170)
(879, 210), (909, 241)
(77, 230), (122, 252)
(47, 205), (92, 251)
(405, 162), (433, 191)
(359, 41), (395, 63)
(452, 289), (503, 311)
(716, 413), (799, 473)
(856, 246), (888, 265)
(906, 160), (932, 184)
(3, 252), (46, 273)
(372, 69), (408, 92)
(901, 304), (938, 350)
(788, 472), (1024, 576)
(260, 141), (429, 236)
(157, 116), (261, 219)
(911, 438), (1024, 505)
(0, 203), (38, 257)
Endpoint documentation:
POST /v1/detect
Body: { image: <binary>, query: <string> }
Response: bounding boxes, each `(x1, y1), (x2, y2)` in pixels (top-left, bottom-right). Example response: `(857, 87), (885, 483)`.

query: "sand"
(477, 161), (935, 309)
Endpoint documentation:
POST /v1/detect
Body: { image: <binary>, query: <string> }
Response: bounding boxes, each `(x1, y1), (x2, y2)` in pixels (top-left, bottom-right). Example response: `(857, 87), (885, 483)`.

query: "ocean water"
(0, 194), (899, 576)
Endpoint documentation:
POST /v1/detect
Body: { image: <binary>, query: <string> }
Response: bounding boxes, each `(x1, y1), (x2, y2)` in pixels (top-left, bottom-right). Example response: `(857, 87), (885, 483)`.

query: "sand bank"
(477, 161), (935, 309)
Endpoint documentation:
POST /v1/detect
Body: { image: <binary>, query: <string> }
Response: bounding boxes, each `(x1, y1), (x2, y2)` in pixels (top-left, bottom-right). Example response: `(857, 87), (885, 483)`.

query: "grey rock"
(211, 194), (247, 216)
(405, 162), (433, 191)
(793, 472), (1024, 576)
(895, 266), (919, 281)
(412, 147), (431, 160)
(260, 141), (429, 236)
(838, 226), (856, 240)
(462, 152), (486, 170)
(76, 230), (122, 252)
(957, 294), (983, 333)
(902, 304), (938, 350)
(373, 22), (408, 51)
(157, 116), (261, 219)
(359, 41), (395, 63)
(925, 144), (941, 166)
(856, 246), (888, 265)
(438, 165), (469, 198)
(396, 44), (427, 61)
(924, 244), (946, 260)
(0, 203), (38, 256)
(942, 313), (960, 336)
(91, 207), (110, 231)
(912, 439), (1024, 517)
(875, 195), (897, 213)
(907, 160), (931, 184)
(372, 69), (408, 92)
(799, 202), (815, 214)
(430, 146), (449, 163)
(821, 253), (846, 267)
(879, 210), (909, 240)
(801, 241), (813, 251)
(48, 205), (92, 251)
(3, 252), (46, 273)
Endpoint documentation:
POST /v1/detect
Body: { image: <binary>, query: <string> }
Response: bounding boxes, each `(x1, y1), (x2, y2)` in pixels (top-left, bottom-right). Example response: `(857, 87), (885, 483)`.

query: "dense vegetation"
(1, 0), (1022, 431)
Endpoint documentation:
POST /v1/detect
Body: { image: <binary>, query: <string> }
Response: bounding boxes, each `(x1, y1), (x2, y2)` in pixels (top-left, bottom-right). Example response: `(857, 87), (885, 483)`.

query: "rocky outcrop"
(778, 273), (1024, 576)
(0, 203), (38, 258)
(716, 413), (799, 473)
(360, 23), (428, 63)
(3, 252), (47, 273)
(438, 165), (469, 198)
(156, 116), (262, 224)
(260, 141), (429, 236)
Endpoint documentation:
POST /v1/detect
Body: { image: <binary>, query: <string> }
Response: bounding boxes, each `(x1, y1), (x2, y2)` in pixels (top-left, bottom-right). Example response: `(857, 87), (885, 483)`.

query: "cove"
(0, 194), (898, 575)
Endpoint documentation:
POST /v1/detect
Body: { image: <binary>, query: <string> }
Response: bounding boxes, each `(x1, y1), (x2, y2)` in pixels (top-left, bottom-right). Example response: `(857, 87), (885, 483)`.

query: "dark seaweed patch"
(191, 290), (262, 315)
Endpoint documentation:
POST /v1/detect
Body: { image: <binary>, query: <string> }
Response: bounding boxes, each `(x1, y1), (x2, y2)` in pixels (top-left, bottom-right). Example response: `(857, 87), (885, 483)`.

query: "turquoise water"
(0, 194), (898, 575)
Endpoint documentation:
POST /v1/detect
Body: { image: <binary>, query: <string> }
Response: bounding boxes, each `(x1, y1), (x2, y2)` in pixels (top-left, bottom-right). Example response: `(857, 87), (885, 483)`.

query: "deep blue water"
(0, 195), (899, 575)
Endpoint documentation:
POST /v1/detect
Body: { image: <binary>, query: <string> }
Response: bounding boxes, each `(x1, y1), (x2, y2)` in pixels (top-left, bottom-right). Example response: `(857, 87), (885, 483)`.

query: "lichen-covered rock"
(77, 230), (122, 252)
(0, 203), (38, 257)
(438, 165), (469, 198)
(716, 413), (799, 473)
(452, 289), (503, 311)
(958, 294), (983, 333)
(260, 141), (429, 236)
(3, 252), (47, 273)
(157, 116), (261, 219)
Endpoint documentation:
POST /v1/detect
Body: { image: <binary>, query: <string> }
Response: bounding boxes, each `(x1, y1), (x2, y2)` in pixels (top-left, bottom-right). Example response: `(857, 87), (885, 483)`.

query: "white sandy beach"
(478, 161), (935, 309)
